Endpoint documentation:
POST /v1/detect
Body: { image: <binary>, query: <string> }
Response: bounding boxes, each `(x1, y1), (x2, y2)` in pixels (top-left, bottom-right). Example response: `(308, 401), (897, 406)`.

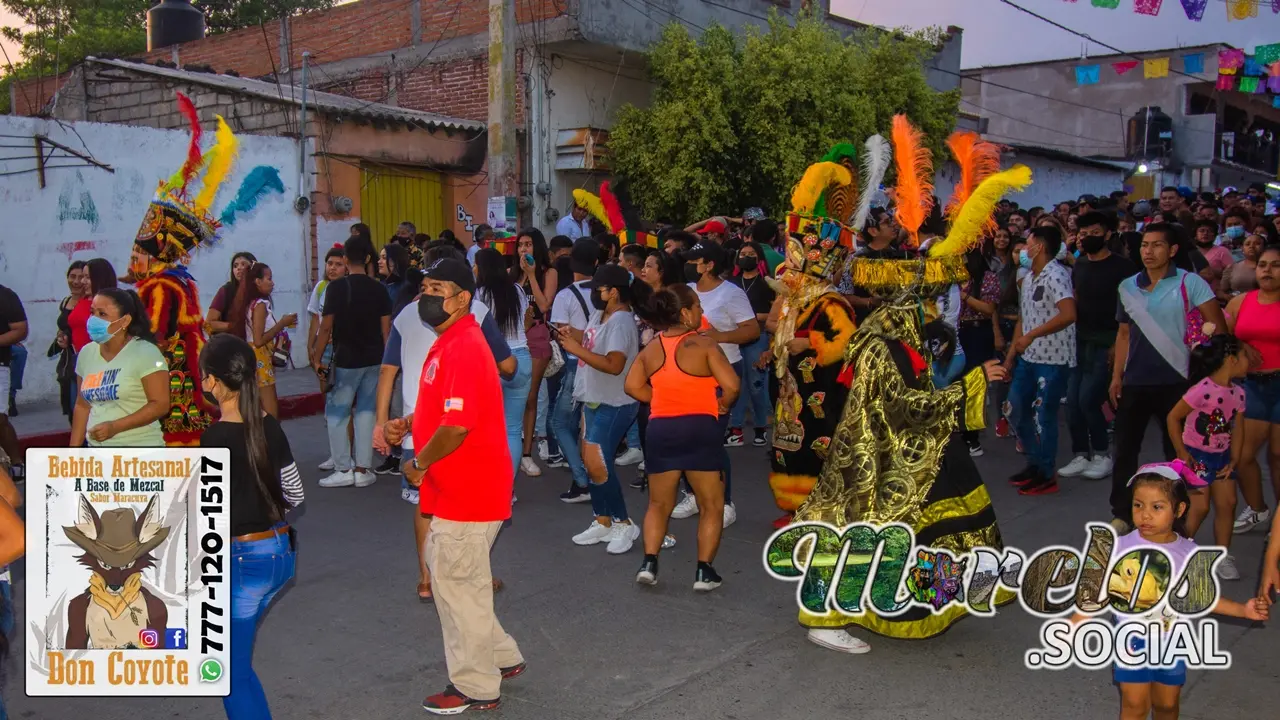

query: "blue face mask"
(86, 315), (119, 344)
(1225, 225), (1246, 240)
(1018, 249), (1033, 269)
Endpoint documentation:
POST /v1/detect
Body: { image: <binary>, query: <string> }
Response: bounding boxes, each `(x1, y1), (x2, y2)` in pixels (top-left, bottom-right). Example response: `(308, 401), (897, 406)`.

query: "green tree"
(0, 0), (335, 112)
(608, 12), (959, 224)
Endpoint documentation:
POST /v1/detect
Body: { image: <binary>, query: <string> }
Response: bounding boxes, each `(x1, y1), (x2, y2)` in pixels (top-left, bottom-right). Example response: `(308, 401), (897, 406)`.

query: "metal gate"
(359, 164), (445, 248)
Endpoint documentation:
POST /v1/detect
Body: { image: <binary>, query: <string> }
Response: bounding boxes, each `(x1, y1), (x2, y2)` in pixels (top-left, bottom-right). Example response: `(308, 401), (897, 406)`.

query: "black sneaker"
(636, 555), (658, 585)
(724, 428), (744, 447)
(545, 453), (568, 469)
(752, 429), (768, 447)
(630, 473), (648, 490)
(9, 464), (22, 482)
(423, 685), (500, 714)
(967, 442), (984, 457)
(1009, 466), (1037, 487)
(374, 456), (400, 475)
(694, 563), (722, 592)
(559, 483), (591, 504)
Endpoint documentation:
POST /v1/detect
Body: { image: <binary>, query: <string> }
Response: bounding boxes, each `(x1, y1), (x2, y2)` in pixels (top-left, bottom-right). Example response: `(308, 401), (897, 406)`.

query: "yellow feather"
(572, 189), (614, 233)
(790, 162), (853, 216)
(194, 117), (239, 212)
(929, 165), (1033, 258)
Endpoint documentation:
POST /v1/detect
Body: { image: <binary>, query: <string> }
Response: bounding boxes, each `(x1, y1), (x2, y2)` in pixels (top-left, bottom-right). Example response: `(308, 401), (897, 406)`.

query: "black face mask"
(1079, 234), (1106, 255)
(683, 263), (702, 283)
(737, 256), (758, 271)
(590, 288), (607, 311)
(418, 294), (451, 328)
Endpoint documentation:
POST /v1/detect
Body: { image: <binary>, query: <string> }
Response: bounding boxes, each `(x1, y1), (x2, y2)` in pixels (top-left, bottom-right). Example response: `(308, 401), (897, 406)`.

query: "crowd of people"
(3, 147), (1280, 718)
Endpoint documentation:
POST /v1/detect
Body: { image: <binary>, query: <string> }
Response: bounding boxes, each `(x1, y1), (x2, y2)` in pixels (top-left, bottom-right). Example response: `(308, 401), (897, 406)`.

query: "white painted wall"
(934, 156), (1125, 214)
(0, 115), (308, 402)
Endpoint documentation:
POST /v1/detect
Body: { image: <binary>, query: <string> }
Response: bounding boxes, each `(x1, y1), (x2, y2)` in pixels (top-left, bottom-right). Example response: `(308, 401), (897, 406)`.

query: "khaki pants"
(424, 518), (522, 700)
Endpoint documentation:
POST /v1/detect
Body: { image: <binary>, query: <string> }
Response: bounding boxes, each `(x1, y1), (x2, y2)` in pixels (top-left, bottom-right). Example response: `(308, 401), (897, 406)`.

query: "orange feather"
(891, 115), (934, 248)
(944, 131), (1003, 227)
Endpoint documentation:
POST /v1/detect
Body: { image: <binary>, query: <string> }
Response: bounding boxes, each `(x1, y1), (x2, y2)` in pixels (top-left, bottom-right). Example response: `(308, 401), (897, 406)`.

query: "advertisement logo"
(764, 521), (1228, 671)
(137, 629), (159, 649)
(199, 658), (223, 683)
(165, 628), (187, 649)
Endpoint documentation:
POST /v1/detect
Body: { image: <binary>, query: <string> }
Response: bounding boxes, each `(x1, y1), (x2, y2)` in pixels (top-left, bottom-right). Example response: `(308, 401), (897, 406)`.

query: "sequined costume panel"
(768, 294), (856, 512)
(136, 268), (214, 446)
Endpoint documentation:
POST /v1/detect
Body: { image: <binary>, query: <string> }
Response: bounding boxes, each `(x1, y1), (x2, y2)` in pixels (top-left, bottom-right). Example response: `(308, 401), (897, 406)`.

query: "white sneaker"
(353, 470), (376, 488)
(319, 470), (355, 488)
(520, 456), (542, 477)
(318, 457), (335, 471)
(638, 460), (646, 472)
(671, 492), (699, 519)
(1217, 554), (1241, 581)
(722, 502), (737, 528)
(537, 438), (550, 461)
(1059, 455), (1090, 478)
(616, 447), (644, 466)
(401, 486), (419, 505)
(573, 520), (613, 546)
(606, 522), (640, 554)
(807, 628), (871, 654)
(663, 534), (676, 549)
(1082, 455), (1113, 480)
(1233, 507), (1272, 534)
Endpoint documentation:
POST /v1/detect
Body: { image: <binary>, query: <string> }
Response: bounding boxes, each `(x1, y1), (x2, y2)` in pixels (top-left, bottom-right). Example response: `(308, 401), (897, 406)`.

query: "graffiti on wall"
(219, 166), (286, 227)
(457, 204), (475, 233)
(57, 171), (100, 230)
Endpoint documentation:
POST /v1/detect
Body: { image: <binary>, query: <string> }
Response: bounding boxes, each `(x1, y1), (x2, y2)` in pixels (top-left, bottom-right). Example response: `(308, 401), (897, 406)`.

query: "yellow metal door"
(359, 165), (445, 248)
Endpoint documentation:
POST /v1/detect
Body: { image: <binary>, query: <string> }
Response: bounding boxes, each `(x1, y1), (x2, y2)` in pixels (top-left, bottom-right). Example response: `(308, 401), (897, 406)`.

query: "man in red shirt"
(403, 258), (523, 714)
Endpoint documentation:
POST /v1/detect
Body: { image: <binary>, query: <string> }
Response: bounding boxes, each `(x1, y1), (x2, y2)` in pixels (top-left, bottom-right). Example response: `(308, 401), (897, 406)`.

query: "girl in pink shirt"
(1167, 334), (1248, 579)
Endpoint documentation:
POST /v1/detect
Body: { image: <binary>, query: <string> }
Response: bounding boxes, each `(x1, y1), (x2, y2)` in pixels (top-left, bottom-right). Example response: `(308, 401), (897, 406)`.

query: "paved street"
(8, 414), (1279, 719)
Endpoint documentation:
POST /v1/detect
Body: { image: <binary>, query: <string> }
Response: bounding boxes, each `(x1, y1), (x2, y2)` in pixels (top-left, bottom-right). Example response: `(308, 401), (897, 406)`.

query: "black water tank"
(147, 0), (205, 51)
(1126, 106), (1173, 160)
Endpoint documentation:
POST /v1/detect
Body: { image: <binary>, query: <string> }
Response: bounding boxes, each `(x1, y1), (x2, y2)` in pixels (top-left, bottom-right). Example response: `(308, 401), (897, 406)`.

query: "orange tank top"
(649, 332), (721, 419)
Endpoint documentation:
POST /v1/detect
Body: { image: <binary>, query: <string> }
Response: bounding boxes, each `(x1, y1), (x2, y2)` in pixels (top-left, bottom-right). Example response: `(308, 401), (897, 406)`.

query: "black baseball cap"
(423, 257), (475, 294)
(570, 237), (601, 276)
(585, 263), (632, 290)
(684, 242), (726, 269)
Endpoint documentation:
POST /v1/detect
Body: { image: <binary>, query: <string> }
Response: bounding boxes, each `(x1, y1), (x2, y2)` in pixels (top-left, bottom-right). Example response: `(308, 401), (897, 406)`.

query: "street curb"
(17, 391), (325, 453)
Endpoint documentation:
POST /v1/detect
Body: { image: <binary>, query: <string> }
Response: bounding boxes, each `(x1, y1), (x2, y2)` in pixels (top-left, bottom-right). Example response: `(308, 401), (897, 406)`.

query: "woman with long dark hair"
(50, 261), (87, 420)
(475, 248), (533, 484)
(380, 242), (410, 299)
(990, 228), (1021, 439)
(199, 334), (302, 720)
(726, 241), (775, 447)
(511, 228), (558, 476)
(957, 245), (1001, 454)
(206, 252), (258, 335)
(228, 263), (298, 417)
(69, 258), (119, 353)
(70, 288), (168, 447)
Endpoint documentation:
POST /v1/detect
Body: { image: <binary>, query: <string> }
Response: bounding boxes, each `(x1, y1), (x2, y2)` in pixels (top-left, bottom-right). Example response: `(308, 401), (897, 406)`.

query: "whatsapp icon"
(199, 658), (224, 683)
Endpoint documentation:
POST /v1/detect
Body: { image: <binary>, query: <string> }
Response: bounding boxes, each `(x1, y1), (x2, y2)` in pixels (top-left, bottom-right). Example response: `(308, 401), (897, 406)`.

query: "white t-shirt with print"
(573, 309), (639, 407)
(689, 280), (755, 364)
(1019, 260), (1076, 367)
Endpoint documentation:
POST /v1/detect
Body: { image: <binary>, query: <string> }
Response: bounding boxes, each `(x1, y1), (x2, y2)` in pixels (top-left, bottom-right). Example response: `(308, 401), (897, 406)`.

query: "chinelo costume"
(767, 141), (883, 529)
(791, 116), (1033, 653)
(128, 92), (239, 446)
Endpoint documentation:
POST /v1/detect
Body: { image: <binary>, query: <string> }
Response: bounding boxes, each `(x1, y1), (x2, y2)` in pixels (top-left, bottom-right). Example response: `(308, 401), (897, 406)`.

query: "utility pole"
(487, 0), (517, 226)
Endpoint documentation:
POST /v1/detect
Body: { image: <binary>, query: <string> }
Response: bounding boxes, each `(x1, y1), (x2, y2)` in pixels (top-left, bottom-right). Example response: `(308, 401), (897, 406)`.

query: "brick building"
(18, 0), (965, 265)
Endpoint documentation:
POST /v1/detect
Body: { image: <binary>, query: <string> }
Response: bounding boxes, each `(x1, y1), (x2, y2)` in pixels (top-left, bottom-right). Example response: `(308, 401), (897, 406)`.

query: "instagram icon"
(137, 629), (159, 649)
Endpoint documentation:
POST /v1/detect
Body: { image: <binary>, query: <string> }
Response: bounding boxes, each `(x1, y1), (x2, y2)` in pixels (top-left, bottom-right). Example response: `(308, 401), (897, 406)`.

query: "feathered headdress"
(134, 93), (241, 264)
(943, 131), (1003, 228)
(782, 148), (858, 282)
(929, 165), (1033, 258)
(571, 188), (614, 234)
(890, 114), (934, 249)
(851, 134), (891, 233)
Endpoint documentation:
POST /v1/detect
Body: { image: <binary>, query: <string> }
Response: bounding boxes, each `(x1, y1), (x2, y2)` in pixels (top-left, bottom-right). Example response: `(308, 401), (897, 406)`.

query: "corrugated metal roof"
(84, 57), (485, 132)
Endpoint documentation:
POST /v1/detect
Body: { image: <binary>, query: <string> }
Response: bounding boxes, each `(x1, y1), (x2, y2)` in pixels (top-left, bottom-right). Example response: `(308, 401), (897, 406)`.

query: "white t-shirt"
(245, 298), (277, 344)
(306, 281), (329, 318)
(478, 285), (529, 350)
(556, 215), (591, 240)
(391, 301), (490, 451)
(550, 280), (592, 361)
(689, 280), (755, 364)
(1020, 260), (1076, 367)
(466, 244), (481, 267)
(573, 309), (639, 407)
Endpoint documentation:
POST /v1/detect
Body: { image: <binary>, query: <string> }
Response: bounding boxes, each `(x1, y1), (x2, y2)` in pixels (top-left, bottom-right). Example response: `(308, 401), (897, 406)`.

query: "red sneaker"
(995, 418), (1011, 438)
(1015, 438), (1025, 454)
(423, 686), (500, 714)
(500, 662), (526, 679)
(773, 513), (794, 529)
(1018, 477), (1060, 496)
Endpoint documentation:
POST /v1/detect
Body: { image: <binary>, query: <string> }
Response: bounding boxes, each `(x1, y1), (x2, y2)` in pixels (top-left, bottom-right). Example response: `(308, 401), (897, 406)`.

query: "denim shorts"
(1187, 446), (1231, 486)
(1112, 633), (1186, 686)
(1243, 373), (1280, 424)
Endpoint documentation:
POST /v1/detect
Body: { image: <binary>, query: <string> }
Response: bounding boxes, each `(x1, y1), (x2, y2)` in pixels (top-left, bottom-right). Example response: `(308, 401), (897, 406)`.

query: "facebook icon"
(165, 628), (188, 649)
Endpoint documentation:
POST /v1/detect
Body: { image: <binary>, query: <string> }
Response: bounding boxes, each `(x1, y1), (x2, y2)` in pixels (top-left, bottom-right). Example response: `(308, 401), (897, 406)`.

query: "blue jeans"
(730, 334), (772, 431)
(543, 368), (563, 457)
(1066, 342), (1111, 455)
(225, 529), (295, 720)
(502, 348), (533, 479)
(551, 364), (587, 487)
(583, 403), (639, 521)
(1008, 360), (1070, 477)
(325, 365), (379, 471)
(625, 418), (641, 450)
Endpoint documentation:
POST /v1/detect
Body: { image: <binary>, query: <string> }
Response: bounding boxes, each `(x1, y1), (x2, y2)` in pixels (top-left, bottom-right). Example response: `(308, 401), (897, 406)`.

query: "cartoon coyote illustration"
(62, 495), (171, 649)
